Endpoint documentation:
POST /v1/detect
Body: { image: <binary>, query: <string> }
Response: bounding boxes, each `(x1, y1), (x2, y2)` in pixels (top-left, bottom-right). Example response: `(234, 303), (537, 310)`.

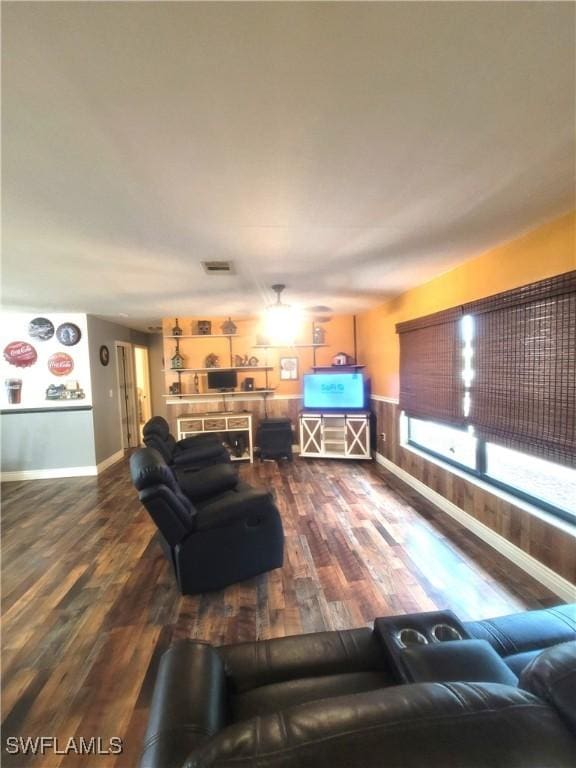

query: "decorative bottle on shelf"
(193, 373), (199, 393)
(172, 318), (183, 336)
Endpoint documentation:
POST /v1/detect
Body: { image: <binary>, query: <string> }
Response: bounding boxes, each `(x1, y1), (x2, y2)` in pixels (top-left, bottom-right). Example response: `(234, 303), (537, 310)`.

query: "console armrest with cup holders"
(374, 609), (470, 683)
(140, 603), (576, 768)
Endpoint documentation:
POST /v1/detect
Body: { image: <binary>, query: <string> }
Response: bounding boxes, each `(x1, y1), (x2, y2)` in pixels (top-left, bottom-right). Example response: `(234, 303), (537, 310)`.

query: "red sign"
(48, 352), (74, 377)
(3, 341), (38, 368)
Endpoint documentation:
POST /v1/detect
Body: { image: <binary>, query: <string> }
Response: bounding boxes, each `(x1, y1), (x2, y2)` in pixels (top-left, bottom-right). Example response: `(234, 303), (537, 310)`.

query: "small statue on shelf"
(205, 353), (219, 368)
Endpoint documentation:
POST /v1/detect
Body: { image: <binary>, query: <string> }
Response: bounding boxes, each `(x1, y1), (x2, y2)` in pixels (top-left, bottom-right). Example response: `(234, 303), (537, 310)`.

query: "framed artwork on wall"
(280, 357), (298, 381)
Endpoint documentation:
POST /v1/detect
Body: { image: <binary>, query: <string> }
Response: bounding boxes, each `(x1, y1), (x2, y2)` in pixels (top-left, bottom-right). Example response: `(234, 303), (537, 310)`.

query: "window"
(408, 417), (477, 470)
(399, 271), (576, 524)
(485, 443), (576, 518)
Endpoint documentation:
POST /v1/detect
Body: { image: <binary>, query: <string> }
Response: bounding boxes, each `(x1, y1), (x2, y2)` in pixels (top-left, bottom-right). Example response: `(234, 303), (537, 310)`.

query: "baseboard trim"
(1, 466), (98, 481)
(96, 450), (124, 474)
(374, 452), (575, 602)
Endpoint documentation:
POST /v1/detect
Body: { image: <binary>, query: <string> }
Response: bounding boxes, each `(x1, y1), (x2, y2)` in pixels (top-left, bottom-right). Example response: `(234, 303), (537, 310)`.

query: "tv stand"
(299, 411), (371, 460)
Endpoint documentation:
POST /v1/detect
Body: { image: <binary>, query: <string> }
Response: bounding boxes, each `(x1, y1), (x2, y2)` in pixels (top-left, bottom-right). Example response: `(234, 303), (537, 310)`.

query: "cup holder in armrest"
(431, 623), (463, 642)
(374, 609), (471, 683)
(396, 629), (429, 648)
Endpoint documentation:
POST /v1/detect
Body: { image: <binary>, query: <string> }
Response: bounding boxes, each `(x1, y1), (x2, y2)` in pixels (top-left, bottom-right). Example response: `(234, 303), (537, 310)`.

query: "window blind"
(396, 307), (464, 426)
(464, 271), (576, 468)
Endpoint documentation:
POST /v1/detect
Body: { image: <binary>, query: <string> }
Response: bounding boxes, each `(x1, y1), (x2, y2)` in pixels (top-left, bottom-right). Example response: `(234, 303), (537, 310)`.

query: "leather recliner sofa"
(130, 448), (284, 595)
(143, 416), (230, 470)
(140, 603), (576, 768)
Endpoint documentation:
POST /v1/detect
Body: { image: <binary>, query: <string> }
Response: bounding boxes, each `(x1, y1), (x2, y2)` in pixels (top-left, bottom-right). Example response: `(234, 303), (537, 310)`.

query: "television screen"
(207, 370), (238, 391)
(303, 373), (366, 410)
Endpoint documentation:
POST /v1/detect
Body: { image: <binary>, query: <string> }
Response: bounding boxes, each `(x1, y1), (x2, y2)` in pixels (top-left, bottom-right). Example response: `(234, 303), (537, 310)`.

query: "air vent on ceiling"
(201, 260), (235, 275)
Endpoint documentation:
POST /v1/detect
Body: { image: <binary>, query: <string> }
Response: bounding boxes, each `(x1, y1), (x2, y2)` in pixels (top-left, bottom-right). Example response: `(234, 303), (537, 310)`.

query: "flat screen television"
(207, 370), (238, 391)
(303, 372), (367, 410)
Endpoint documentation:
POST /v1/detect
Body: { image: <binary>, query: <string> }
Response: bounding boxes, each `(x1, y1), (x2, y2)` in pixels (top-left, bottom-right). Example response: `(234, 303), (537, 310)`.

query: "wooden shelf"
(163, 389), (275, 398)
(163, 366), (272, 373)
(252, 343), (328, 349)
(311, 364), (365, 371)
(165, 334), (241, 339)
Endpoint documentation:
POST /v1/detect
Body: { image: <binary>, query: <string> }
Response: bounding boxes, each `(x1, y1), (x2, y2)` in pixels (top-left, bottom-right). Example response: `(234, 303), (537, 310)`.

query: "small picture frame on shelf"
(280, 357), (298, 381)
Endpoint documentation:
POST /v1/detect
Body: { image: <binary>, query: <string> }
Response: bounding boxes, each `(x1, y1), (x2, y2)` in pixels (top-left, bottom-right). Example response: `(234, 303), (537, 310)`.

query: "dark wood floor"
(1, 456), (559, 767)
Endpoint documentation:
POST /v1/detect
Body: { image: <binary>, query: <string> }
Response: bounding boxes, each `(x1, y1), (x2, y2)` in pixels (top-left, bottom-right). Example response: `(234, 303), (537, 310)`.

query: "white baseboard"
(96, 449), (124, 474)
(374, 452), (576, 602)
(1, 466), (98, 481)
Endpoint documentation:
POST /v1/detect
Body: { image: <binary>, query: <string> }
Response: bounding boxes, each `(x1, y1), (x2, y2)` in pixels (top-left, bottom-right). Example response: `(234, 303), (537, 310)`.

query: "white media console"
(299, 411), (371, 460)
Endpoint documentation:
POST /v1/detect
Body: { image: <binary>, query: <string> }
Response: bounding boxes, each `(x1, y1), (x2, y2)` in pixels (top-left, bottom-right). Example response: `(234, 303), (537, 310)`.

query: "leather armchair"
(142, 416), (230, 470)
(130, 448), (284, 595)
(140, 604), (576, 768)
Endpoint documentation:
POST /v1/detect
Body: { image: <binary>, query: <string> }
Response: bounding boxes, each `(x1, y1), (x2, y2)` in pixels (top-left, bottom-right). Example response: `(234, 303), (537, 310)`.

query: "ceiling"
(2, 2), (575, 331)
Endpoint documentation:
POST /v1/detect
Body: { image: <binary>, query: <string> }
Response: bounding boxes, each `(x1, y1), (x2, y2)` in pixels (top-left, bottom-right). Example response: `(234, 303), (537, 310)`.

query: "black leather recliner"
(142, 416), (230, 470)
(140, 603), (576, 768)
(130, 448), (284, 595)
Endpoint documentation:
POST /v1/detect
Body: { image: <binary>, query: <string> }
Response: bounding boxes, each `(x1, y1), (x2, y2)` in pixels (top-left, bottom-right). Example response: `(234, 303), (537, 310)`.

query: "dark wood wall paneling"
(371, 399), (576, 584)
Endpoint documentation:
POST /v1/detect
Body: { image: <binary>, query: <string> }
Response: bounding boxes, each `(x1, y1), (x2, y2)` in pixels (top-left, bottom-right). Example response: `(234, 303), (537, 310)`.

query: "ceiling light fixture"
(262, 284), (303, 346)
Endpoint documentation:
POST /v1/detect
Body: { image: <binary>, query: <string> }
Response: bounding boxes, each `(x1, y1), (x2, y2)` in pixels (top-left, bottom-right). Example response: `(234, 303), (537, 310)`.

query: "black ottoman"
(257, 418), (293, 461)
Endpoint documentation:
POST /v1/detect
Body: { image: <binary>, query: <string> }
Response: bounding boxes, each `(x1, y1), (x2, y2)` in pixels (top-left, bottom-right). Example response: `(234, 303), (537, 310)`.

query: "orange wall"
(357, 211), (575, 397)
(162, 314), (357, 398)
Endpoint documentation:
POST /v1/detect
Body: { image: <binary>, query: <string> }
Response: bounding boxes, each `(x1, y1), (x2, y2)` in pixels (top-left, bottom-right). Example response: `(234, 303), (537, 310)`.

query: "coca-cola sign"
(48, 352), (74, 377)
(3, 341), (38, 368)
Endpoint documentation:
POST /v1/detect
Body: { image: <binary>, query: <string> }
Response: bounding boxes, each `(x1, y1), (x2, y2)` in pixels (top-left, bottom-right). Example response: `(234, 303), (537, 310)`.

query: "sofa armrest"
(194, 488), (276, 531)
(140, 642), (226, 768)
(400, 639), (519, 685)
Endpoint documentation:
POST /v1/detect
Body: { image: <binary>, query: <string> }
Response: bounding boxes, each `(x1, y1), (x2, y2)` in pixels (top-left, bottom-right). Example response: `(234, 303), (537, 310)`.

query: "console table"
(177, 412), (253, 462)
(299, 411), (371, 459)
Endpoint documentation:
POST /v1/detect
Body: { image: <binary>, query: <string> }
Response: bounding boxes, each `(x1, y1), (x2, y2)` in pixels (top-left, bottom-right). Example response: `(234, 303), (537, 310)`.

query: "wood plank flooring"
(1, 456), (560, 767)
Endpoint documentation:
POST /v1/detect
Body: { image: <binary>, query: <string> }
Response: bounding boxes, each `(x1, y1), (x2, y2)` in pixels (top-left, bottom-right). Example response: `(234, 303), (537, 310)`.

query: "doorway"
(115, 342), (139, 450)
(134, 345), (152, 440)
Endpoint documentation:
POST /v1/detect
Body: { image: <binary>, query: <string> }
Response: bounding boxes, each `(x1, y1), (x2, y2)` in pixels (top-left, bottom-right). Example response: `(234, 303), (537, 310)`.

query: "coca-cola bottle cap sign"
(3, 341), (38, 368)
(48, 352), (74, 376)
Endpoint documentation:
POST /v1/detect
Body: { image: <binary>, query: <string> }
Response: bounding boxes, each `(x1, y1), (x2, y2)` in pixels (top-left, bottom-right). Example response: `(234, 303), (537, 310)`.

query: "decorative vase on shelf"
(193, 373), (199, 393)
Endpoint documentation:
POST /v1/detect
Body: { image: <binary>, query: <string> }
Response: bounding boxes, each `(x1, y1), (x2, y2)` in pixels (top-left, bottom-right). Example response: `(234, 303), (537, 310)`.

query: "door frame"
(133, 344), (152, 436)
(114, 341), (139, 450)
